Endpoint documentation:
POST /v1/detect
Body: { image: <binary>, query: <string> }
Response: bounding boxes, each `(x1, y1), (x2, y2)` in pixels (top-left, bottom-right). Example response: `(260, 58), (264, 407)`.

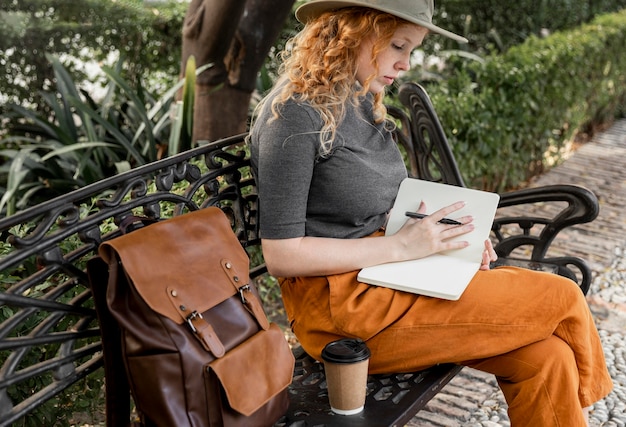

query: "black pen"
(405, 211), (463, 225)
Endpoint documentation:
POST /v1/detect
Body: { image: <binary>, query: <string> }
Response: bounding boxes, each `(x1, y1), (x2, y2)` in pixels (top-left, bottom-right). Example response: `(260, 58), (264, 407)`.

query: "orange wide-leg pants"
(279, 266), (613, 426)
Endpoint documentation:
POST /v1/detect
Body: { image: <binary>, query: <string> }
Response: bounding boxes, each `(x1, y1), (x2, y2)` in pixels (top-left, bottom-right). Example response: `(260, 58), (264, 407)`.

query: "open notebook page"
(357, 178), (500, 300)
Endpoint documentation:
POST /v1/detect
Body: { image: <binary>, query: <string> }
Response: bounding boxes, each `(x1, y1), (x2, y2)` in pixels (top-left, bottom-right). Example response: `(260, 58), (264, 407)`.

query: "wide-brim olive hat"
(296, 0), (468, 43)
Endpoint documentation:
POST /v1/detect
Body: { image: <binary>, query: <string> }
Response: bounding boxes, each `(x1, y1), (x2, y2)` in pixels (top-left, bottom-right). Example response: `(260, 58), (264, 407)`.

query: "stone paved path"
(408, 119), (626, 426)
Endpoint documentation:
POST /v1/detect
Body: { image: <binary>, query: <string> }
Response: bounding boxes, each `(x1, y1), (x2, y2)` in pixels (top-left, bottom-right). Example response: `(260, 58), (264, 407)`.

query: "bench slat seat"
(280, 349), (461, 427)
(0, 82), (598, 426)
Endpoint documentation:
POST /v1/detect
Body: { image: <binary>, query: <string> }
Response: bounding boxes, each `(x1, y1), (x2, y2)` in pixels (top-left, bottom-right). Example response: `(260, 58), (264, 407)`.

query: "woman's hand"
(479, 239), (498, 271)
(394, 201), (475, 261)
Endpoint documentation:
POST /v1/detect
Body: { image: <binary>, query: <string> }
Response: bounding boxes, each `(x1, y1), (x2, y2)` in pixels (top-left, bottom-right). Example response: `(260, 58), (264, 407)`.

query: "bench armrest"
(491, 184), (599, 293)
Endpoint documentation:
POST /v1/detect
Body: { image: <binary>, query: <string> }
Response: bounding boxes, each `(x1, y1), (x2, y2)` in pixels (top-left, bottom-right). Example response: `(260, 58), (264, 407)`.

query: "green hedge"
(0, 0), (186, 113)
(434, 0), (626, 52)
(426, 10), (626, 192)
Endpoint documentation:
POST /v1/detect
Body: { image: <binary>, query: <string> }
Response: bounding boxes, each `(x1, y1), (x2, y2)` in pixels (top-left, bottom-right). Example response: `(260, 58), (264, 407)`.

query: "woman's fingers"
(429, 201), (466, 223)
(484, 239), (497, 262)
(479, 239), (498, 270)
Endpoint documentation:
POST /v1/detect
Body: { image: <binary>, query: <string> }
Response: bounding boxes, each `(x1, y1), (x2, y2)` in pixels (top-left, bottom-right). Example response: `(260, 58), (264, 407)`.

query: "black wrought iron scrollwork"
(155, 162), (202, 192)
(396, 82), (465, 186)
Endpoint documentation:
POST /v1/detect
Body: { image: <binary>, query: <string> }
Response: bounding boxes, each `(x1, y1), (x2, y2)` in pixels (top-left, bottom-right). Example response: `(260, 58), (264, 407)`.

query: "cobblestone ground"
(408, 119), (626, 427)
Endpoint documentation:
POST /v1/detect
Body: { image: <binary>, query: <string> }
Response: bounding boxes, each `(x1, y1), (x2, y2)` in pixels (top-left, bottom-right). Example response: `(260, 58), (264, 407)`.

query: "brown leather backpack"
(96, 207), (293, 426)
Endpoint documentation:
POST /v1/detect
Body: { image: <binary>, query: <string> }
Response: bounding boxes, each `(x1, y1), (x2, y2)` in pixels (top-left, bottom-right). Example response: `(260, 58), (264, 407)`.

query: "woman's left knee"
(472, 336), (578, 383)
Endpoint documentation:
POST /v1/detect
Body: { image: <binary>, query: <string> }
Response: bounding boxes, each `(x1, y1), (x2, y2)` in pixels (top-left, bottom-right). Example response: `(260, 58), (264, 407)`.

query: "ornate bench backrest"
(390, 82), (465, 186)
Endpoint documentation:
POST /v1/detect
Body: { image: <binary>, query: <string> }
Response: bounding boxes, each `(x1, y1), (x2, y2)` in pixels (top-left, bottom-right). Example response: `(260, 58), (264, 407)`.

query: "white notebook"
(357, 178), (500, 300)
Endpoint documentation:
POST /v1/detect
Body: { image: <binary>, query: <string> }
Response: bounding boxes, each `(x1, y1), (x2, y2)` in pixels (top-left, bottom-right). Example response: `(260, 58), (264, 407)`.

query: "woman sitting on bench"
(249, 0), (612, 425)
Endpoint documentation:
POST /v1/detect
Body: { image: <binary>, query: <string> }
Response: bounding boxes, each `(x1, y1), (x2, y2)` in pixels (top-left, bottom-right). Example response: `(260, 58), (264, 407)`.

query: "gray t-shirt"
(250, 91), (407, 239)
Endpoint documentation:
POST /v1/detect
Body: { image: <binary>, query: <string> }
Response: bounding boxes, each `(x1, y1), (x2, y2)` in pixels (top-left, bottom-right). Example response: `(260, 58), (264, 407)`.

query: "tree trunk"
(194, 83), (250, 143)
(181, 0), (295, 143)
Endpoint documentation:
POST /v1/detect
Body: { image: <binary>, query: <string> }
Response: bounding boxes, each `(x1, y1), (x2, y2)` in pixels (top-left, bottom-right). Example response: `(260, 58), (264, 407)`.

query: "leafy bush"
(432, 0), (626, 53)
(420, 10), (626, 192)
(0, 0), (186, 114)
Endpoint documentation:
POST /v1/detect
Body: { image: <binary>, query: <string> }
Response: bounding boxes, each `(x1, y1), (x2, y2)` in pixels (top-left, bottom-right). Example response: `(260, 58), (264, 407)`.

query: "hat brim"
(295, 0), (468, 43)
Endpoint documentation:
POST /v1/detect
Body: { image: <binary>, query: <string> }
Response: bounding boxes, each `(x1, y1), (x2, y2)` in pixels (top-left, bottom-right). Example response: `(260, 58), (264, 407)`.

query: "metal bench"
(0, 82), (599, 426)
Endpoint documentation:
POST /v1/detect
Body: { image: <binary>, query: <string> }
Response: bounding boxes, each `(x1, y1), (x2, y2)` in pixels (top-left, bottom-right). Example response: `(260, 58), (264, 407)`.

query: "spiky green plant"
(0, 55), (210, 216)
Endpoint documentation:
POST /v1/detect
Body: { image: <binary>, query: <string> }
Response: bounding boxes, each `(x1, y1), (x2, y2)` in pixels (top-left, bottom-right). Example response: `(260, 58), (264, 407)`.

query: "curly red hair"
(266, 8), (408, 156)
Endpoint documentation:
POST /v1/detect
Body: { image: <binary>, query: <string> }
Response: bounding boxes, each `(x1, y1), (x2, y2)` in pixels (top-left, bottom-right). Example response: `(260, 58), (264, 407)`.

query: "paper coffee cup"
(321, 338), (371, 415)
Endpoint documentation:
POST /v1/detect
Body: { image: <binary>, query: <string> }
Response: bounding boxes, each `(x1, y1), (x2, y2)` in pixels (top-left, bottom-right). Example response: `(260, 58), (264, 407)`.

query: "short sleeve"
(251, 101), (320, 239)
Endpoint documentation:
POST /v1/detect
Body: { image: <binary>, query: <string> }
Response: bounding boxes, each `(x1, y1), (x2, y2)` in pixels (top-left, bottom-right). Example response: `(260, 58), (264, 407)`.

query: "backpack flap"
(99, 208), (260, 354)
(208, 323), (295, 417)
